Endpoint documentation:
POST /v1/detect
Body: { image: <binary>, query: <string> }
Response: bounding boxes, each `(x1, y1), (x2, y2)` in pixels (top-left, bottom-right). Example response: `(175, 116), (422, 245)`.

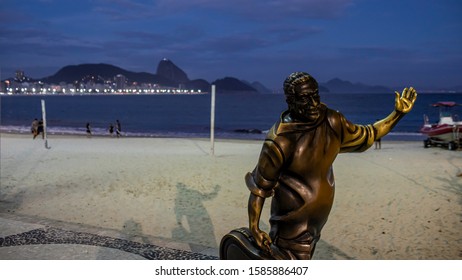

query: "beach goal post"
(210, 84), (216, 156)
(41, 99), (50, 149)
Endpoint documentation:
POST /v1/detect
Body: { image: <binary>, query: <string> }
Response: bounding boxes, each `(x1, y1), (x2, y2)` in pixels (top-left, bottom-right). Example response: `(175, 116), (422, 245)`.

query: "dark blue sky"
(1, 0), (461, 90)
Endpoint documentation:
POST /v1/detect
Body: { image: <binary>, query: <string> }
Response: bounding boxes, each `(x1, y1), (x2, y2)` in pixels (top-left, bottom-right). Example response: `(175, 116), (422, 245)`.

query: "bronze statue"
(220, 72), (417, 260)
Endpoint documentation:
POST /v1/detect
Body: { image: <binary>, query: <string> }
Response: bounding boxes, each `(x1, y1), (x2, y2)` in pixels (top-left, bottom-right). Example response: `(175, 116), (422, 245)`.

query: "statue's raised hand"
(395, 87), (417, 114)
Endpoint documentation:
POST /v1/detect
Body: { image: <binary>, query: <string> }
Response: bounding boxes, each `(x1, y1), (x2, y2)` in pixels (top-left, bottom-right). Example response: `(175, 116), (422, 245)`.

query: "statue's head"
(283, 72), (321, 122)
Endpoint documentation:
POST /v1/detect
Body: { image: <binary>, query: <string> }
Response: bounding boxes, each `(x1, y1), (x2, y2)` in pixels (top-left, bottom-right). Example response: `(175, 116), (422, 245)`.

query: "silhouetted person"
(86, 122), (92, 137)
(116, 119), (121, 137)
(31, 118), (39, 139)
(375, 138), (382, 149)
(109, 123), (114, 136)
(37, 119), (44, 139)
(375, 119), (382, 149)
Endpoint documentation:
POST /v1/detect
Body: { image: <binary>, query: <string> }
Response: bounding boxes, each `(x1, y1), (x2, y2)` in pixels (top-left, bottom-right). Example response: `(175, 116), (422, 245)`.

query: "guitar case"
(219, 227), (275, 260)
(220, 227), (288, 260)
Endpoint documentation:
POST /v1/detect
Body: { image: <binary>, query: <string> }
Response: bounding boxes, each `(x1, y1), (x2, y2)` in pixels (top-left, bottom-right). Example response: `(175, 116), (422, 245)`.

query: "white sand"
(0, 133), (461, 259)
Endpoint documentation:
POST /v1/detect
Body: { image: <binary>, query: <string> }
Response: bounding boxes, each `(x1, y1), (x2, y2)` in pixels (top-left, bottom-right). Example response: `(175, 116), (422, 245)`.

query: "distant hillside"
(24, 60), (401, 94)
(321, 78), (391, 93)
(156, 59), (211, 92)
(212, 77), (257, 93)
(41, 63), (175, 86)
(251, 81), (273, 94)
(241, 80), (273, 94)
(37, 60), (263, 93)
(156, 58), (189, 84)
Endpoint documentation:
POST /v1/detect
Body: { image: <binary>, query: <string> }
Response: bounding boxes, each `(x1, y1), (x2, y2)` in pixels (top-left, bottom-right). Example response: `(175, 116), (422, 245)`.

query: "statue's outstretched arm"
(373, 87), (417, 139)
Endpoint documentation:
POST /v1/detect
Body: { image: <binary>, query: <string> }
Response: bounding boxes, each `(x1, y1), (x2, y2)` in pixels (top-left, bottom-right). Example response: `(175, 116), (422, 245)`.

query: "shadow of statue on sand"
(120, 218), (151, 244)
(172, 183), (221, 249)
(92, 218), (150, 260)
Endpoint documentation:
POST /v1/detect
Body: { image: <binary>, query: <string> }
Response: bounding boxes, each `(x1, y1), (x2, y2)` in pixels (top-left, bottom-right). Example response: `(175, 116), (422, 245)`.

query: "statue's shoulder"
(325, 107), (345, 138)
(266, 122), (279, 140)
(326, 107), (341, 117)
(326, 107), (344, 125)
(264, 121), (295, 162)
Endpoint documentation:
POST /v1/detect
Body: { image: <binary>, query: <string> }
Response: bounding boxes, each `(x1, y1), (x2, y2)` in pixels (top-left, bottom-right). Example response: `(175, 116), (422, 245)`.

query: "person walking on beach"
(116, 119), (122, 137)
(109, 123), (114, 136)
(375, 137), (382, 149)
(31, 118), (39, 139)
(86, 122), (92, 137)
(242, 72), (417, 260)
(37, 119), (44, 139)
(374, 119), (382, 149)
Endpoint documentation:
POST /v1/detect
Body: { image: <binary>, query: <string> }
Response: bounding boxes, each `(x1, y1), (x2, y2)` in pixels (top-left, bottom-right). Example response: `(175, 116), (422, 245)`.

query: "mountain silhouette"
(212, 77), (257, 93)
(157, 58), (189, 84)
(41, 63), (175, 86)
(321, 78), (391, 93)
(22, 60), (397, 94)
(38, 60), (257, 93)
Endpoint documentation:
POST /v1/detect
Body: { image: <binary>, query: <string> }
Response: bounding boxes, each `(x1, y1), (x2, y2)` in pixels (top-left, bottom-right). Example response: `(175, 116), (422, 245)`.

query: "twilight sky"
(1, 0), (461, 90)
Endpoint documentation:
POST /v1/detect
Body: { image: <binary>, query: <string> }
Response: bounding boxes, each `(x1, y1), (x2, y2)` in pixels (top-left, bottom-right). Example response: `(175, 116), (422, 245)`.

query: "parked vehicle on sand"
(421, 102), (461, 150)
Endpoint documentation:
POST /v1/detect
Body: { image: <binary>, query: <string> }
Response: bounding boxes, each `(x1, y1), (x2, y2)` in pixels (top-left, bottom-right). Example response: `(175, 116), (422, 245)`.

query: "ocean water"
(1, 92), (461, 140)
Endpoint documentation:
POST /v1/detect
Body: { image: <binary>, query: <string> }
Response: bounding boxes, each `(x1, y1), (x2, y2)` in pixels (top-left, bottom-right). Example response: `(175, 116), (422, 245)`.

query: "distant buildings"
(0, 70), (204, 95)
(115, 74), (126, 90)
(15, 70), (26, 82)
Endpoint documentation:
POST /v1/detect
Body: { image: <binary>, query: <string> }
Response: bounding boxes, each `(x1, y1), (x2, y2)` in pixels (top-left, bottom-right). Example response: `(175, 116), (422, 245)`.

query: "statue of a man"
(244, 72), (417, 260)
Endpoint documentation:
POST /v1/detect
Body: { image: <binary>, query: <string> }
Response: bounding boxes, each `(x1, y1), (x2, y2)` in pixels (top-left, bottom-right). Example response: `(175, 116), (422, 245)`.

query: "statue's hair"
(283, 72), (318, 96)
(283, 72), (319, 107)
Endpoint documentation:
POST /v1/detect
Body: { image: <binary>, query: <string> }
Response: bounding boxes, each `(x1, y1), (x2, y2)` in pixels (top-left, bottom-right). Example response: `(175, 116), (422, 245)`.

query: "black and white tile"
(0, 226), (218, 260)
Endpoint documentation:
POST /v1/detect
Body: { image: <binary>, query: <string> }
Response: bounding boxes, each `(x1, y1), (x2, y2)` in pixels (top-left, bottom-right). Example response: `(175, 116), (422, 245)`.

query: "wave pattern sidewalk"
(0, 214), (217, 260)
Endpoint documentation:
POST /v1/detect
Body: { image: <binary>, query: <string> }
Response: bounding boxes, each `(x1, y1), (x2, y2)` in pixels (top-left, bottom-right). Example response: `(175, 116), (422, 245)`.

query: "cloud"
(337, 46), (419, 61)
(92, 0), (354, 22)
(266, 24), (323, 42)
(93, 0), (154, 20)
(0, 0), (337, 63)
(0, 28), (102, 54)
(153, 0), (354, 20)
(0, 10), (29, 23)
(200, 34), (269, 53)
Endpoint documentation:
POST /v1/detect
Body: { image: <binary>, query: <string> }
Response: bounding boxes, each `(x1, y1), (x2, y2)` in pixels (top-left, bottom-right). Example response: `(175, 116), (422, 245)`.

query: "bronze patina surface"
(220, 72), (417, 260)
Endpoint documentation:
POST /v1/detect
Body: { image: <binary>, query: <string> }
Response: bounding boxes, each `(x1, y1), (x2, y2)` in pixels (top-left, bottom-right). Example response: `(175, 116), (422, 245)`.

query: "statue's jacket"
(246, 103), (377, 248)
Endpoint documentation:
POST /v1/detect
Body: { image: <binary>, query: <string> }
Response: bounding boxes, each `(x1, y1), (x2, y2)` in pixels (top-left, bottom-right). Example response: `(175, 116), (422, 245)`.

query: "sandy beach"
(0, 132), (461, 259)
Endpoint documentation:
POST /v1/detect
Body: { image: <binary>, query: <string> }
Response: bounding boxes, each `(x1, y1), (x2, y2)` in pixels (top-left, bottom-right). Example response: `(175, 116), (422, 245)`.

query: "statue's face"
(289, 83), (321, 122)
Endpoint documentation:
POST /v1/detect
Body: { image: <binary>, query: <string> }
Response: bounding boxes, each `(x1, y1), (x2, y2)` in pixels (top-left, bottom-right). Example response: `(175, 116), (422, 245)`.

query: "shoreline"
(1, 133), (460, 259)
(0, 126), (426, 142)
(0, 131), (262, 143)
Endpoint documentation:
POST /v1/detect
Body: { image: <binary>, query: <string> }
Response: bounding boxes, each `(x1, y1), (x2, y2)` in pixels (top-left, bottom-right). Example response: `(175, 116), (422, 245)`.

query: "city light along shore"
(1, 70), (207, 96)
